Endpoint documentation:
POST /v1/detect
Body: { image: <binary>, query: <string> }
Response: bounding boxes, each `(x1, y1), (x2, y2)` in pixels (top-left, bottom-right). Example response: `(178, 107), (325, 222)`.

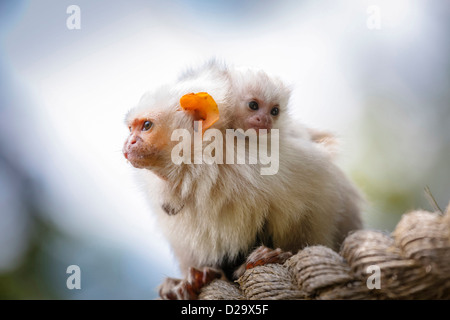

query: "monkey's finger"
(188, 267), (204, 292)
(176, 281), (198, 300)
(201, 267), (223, 284)
(187, 267), (222, 293)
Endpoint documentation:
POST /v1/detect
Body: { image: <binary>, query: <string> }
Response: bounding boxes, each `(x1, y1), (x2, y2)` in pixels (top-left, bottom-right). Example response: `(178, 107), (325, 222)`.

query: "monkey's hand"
(159, 267), (223, 300)
(234, 246), (293, 278)
(246, 246), (293, 269)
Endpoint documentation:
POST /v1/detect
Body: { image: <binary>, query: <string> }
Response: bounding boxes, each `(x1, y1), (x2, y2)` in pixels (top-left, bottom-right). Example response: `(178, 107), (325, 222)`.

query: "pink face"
(241, 98), (280, 131)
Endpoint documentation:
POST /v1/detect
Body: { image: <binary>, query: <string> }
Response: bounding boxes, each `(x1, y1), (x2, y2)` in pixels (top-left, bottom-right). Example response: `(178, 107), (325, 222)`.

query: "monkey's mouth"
(252, 127), (272, 134)
(124, 150), (164, 170)
(124, 151), (149, 168)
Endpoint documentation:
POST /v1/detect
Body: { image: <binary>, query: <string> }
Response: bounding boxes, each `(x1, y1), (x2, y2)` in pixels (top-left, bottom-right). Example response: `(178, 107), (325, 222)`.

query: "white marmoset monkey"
(122, 61), (363, 299)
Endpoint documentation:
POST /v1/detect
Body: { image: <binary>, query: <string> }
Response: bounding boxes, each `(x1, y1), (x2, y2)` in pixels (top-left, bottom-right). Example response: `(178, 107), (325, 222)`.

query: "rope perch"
(199, 206), (450, 299)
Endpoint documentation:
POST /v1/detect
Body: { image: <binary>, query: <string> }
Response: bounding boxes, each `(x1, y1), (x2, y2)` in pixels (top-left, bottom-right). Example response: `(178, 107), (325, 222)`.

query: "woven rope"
(199, 207), (450, 300)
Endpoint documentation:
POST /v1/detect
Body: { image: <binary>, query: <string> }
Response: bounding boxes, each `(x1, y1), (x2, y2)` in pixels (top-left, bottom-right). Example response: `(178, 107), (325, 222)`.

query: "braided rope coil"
(199, 207), (450, 300)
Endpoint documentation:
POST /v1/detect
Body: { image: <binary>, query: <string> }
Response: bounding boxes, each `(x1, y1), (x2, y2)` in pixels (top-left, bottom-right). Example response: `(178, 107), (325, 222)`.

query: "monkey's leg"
(159, 267), (223, 300)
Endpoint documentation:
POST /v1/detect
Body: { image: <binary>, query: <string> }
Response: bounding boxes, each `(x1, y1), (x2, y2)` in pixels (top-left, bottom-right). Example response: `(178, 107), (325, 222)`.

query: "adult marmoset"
(123, 64), (363, 299)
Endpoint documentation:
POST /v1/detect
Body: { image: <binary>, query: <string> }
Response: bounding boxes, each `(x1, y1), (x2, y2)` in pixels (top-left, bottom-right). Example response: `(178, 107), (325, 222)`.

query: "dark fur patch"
(161, 203), (184, 215)
(219, 222), (274, 280)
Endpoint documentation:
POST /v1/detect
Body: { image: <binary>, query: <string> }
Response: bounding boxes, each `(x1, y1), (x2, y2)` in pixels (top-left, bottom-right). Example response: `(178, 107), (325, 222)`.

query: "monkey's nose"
(129, 134), (143, 145)
(257, 116), (269, 123)
(129, 136), (138, 145)
(257, 116), (271, 126)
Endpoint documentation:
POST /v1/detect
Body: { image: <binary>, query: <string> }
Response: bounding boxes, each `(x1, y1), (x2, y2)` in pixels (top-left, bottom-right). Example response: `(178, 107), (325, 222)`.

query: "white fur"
(126, 61), (363, 277)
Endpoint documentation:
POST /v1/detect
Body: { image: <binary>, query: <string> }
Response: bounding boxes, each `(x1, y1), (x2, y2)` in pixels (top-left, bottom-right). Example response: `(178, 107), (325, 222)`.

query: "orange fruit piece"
(180, 92), (220, 133)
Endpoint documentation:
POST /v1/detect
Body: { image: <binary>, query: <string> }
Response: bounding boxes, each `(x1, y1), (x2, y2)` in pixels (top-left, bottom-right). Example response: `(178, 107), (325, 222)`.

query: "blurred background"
(0, 0), (449, 299)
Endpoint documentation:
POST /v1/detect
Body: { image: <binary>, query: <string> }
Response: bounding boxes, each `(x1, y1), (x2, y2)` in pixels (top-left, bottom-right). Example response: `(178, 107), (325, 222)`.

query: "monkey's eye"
(128, 126), (132, 132)
(248, 101), (259, 110)
(142, 121), (153, 131)
(271, 107), (279, 116)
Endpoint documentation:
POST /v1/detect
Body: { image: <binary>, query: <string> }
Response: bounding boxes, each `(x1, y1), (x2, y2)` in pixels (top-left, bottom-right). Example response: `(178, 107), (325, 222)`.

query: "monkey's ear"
(180, 92), (220, 133)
